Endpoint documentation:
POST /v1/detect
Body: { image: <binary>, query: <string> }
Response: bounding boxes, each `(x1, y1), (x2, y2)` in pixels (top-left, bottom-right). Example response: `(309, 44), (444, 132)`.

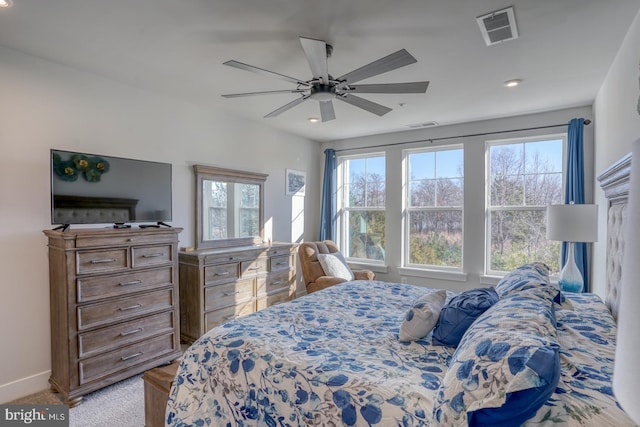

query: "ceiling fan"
(221, 36), (429, 122)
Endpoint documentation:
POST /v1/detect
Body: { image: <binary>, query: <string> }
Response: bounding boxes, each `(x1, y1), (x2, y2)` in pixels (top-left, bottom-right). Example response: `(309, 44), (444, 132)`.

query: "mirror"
(195, 165), (267, 249)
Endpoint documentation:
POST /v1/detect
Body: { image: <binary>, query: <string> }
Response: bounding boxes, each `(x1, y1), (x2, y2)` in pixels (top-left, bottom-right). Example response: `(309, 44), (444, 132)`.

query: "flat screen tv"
(50, 149), (172, 228)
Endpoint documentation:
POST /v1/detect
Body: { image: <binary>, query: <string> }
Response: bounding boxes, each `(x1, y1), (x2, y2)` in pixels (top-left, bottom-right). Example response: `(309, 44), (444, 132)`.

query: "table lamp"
(614, 138), (640, 424)
(546, 202), (598, 293)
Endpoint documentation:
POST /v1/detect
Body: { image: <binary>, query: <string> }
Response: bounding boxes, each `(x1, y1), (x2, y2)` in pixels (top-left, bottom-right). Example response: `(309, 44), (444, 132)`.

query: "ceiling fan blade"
(337, 49), (417, 84)
(336, 94), (392, 117)
(345, 81), (429, 94)
(223, 60), (309, 86)
(264, 95), (310, 118)
(222, 89), (308, 98)
(319, 101), (336, 122)
(299, 36), (329, 84)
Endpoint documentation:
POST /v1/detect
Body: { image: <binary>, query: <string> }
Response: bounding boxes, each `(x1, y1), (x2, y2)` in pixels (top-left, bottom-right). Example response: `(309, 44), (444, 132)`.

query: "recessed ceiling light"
(0, 0), (12, 8)
(504, 79), (522, 88)
(308, 117), (320, 123)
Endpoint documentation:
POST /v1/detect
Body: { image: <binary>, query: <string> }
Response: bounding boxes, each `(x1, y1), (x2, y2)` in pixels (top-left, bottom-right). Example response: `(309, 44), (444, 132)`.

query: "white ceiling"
(1, 0), (639, 142)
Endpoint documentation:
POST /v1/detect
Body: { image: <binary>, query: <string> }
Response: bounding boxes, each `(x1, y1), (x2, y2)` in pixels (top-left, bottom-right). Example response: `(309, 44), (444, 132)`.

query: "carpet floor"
(8, 375), (145, 427)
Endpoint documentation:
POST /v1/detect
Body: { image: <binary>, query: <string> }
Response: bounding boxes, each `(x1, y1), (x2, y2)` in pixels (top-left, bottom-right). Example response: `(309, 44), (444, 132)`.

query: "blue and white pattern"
(166, 281), (633, 426)
(167, 281), (456, 426)
(433, 291), (561, 425)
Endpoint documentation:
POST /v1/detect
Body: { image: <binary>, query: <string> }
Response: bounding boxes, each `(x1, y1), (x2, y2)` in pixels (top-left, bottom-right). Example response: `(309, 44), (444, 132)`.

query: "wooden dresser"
(178, 242), (297, 343)
(43, 227), (182, 406)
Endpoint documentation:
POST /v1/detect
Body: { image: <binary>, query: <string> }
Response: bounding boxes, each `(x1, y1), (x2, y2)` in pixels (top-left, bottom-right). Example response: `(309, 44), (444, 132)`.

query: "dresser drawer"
(205, 278), (254, 311)
(77, 248), (129, 275)
(77, 267), (173, 303)
(78, 288), (175, 331)
(205, 300), (254, 331)
(204, 250), (259, 265)
(79, 333), (176, 385)
(256, 289), (292, 311)
(257, 270), (294, 296)
(204, 263), (239, 285)
(78, 311), (175, 358)
(76, 233), (174, 249)
(267, 247), (293, 257)
(240, 258), (268, 277)
(132, 245), (172, 268)
(270, 254), (293, 273)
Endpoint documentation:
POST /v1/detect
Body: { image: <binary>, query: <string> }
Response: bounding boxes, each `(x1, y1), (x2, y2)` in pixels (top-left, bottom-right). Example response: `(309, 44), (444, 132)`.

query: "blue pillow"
(432, 287), (499, 347)
(432, 291), (560, 426)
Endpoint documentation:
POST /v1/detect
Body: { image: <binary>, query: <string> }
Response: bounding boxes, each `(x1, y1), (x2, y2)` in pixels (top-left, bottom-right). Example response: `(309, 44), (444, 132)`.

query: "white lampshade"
(546, 204), (598, 243)
(614, 138), (640, 424)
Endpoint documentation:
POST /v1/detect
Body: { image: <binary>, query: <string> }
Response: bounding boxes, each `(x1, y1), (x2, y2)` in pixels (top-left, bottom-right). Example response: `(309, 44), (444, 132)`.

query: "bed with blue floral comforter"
(166, 280), (632, 426)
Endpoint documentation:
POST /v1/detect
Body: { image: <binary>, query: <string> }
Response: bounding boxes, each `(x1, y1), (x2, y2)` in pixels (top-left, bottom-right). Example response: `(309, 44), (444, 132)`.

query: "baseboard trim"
(0, 370), (51, 404)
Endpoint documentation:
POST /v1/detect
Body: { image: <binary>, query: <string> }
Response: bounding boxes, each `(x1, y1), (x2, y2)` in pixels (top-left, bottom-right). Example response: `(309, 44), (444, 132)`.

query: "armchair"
(298, 240), (375, 294)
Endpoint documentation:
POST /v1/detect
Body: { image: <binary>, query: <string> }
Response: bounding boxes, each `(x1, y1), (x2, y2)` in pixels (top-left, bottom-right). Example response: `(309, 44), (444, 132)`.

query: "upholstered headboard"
(597, 152), (632, 321)
(52, 195), (138, 224)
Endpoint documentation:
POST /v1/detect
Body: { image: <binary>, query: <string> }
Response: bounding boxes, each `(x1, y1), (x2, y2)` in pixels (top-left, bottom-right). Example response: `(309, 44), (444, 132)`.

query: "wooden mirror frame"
(194, 164), (267, 249)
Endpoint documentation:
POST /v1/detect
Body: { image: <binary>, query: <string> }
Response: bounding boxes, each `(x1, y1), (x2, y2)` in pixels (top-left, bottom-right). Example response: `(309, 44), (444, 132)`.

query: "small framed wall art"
(286, 169), (306, 196)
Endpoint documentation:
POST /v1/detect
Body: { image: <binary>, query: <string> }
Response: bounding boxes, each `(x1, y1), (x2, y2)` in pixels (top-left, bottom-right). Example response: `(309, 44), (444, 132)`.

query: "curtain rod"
(333, 119), (591, 153)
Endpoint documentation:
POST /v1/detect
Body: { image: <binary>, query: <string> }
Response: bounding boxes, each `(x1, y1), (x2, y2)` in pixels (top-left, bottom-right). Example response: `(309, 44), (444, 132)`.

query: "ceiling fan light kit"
(222, 36), (429, 122)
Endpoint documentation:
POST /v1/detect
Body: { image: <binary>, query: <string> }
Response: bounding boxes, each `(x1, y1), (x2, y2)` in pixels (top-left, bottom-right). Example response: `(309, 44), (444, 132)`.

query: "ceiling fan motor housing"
(310, 84), (336, 101)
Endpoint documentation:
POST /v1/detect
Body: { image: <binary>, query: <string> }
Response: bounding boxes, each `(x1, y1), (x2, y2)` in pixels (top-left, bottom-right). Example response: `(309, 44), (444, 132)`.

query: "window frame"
(402, 144), (464, 272)
(337, 152), (387, 265)
(484, 134), (567, 276)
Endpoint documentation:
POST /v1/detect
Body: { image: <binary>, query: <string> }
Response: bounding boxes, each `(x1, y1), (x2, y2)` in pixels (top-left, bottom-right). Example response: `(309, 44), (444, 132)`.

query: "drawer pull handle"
(121, 352), (143, 361)
(119, 304), (142, 311)
(127, 238), (134, 242)
(214, 272), (231, 276)
(223, 314), (237, 320)
(248, 266), (260, 270)
(142, 253), (163, 258)
(272, 301), (285, 306)
(89, 258), (116, 264)
(270, 281), (283, 286)
(120, 328), (143, 336)
(223, 291), (240, 296)
(276, 262), (287, 266)
(229, 257), (235, 260)
(119, 280), (142, 286)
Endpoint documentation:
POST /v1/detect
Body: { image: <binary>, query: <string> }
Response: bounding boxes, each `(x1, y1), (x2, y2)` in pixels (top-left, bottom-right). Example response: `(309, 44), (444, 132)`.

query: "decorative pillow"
(399, 289), (447, 342)
(496, 262), (574, 309)
(432, 287), (499, 347)
(432, 292), (561, 427)
(317, 252), (354, 281)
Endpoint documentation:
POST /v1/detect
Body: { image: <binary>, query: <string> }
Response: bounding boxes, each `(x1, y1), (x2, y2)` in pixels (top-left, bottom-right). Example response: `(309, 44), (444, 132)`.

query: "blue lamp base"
(559, 242), (584, 293)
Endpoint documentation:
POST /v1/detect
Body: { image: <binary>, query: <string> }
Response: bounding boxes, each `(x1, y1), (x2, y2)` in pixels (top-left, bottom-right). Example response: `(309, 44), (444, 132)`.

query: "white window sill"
(399, 267), (467, 283)
(480, 275), (502, 286)
(347, 262), (388, 274)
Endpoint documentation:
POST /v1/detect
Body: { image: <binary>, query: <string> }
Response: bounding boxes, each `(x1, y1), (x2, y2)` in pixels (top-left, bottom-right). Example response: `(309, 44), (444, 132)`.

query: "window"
(239, 183), (260, 237)
(404, 147), (464, 269)
(486, 136), (564, 274)
(338, 154), (386, 262)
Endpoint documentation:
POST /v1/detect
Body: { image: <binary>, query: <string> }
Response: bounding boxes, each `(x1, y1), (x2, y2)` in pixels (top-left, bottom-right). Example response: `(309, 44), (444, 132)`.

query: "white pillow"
(317, 252), (354, 281)
(399, 289), (447, 342)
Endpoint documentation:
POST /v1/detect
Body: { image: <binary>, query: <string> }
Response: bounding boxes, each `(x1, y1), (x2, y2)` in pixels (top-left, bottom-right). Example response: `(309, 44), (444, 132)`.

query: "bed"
(166, 153), (634, 426)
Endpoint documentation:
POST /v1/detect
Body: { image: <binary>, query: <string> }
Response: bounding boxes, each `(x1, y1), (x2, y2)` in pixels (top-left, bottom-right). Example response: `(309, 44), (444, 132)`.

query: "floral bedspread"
(165, 281), (632, 426)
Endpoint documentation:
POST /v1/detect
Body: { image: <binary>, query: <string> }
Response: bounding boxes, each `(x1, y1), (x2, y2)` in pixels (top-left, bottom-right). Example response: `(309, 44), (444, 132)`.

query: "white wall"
(0, 45), (320, 402)
(323, 106), (594, 291)
(592, 10), (640, 298)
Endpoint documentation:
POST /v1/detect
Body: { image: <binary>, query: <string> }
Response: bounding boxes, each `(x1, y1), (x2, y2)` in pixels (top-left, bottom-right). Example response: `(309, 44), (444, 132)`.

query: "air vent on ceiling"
(407, 121), (439, 129)
(476, 6), (518, 46)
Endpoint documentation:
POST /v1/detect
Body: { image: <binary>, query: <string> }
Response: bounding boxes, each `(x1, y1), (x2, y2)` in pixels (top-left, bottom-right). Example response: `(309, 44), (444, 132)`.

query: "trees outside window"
(487, 136), (564, 274)
(339, 154), (386, 261)
(404, 147), (464, 269)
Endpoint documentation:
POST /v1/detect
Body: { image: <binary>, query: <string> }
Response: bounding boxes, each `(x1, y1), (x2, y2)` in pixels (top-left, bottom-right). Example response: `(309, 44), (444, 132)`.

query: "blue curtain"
(319, 148), (337, 241)
(562, 118), (589, 291)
